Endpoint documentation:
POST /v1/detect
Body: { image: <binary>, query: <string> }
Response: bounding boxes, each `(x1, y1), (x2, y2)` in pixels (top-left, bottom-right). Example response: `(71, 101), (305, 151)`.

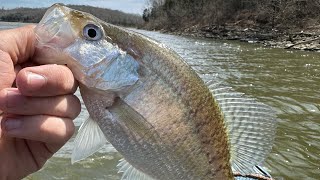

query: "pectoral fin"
(71, 117), (108, 164)
(108, 98), (160, 144)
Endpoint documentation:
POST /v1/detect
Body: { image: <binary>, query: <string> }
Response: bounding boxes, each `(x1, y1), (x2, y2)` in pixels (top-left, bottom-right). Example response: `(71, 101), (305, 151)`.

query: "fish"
(34, 4), (277, 180)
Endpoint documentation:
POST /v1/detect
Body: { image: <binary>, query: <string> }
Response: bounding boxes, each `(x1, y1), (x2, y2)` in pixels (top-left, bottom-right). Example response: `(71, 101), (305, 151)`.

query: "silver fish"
(34, 4), (277, 180)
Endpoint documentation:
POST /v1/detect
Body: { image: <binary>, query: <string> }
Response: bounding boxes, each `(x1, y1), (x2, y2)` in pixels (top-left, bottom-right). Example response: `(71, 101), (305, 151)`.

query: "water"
(0, 22), (33, 30)
(1, 22), (319, 179)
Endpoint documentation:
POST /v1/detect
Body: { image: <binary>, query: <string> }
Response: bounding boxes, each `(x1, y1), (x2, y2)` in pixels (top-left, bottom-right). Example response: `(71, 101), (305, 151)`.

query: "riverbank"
(143, 0), (320, 52)
(0, 5), (143, 27)
(158, 24), (320, 52)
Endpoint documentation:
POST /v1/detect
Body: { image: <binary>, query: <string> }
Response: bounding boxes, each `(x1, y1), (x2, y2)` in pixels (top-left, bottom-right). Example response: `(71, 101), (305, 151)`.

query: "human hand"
(0, 25), (81, 179)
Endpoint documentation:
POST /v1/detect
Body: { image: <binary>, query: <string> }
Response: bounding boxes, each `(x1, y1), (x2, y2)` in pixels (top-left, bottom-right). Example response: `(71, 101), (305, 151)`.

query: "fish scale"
(34, 4), (277, 180)
(121, 29), (234, 178)
(121, 76), (215, 179)
(81, 80), (206, 179)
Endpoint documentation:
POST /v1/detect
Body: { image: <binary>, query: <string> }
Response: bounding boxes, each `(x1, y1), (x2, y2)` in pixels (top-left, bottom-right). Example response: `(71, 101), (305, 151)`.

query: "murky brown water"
(1, 22), (319, 180)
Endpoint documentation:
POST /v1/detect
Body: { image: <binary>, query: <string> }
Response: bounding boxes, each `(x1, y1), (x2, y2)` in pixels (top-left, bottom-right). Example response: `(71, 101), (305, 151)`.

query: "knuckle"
(64, 119), (75, 140)
(66, 95), (81, 119)
(54, 68), (76, 94)
(0, 90), (7, 110)
(40, 116), (74, 143)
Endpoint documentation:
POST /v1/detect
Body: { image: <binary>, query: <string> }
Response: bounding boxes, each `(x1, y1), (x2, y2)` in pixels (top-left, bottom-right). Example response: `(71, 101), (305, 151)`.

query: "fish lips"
(35, 4), (76, 50)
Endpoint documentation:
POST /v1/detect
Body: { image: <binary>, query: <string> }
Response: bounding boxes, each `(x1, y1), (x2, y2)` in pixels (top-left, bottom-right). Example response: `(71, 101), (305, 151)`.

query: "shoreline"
(158, 24), (320, 52)
(3, 21), (320, 52)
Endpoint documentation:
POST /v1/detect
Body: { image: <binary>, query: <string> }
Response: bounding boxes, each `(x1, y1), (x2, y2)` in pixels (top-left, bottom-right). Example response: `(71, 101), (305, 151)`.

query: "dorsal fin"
(117, 159), (155, 180)
(207, 81), (277, 175)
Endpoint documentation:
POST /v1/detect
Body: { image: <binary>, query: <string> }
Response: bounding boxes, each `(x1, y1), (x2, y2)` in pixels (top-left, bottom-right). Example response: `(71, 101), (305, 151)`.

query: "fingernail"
(6, 89), (21, 108)
(4, 119), (21, 131)
(27, 72), (46, 88)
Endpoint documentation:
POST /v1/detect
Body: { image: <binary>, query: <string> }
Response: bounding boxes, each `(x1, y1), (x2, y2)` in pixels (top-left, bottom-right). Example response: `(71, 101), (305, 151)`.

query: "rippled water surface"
(1, 22), (319, 180)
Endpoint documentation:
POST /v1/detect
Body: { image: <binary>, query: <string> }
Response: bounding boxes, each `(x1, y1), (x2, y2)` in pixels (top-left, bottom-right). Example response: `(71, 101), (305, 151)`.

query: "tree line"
(0, 5), (144, 27)
(143, 0), (320, 30)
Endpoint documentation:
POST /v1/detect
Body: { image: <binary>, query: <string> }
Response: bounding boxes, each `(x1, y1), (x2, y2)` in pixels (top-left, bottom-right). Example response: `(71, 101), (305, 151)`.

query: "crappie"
(34, 4), (277, 180)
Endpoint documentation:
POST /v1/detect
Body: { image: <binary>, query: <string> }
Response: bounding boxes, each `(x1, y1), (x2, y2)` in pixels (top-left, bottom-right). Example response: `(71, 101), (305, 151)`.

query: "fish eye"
(83, 24), (103, 41)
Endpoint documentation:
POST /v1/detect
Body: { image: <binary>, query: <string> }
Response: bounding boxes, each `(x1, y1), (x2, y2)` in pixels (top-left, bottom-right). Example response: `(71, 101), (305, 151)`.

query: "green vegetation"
(143, 0), (320, 31)
(0, 5), (143, 27)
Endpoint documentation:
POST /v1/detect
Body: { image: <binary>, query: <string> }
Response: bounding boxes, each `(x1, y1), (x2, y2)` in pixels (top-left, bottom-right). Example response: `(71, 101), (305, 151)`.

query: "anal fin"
(117, 158), (155, 180)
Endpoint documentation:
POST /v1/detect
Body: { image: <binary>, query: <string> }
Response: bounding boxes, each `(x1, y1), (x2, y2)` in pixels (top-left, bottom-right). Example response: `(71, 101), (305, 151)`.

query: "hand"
(0, 25), (81, 179)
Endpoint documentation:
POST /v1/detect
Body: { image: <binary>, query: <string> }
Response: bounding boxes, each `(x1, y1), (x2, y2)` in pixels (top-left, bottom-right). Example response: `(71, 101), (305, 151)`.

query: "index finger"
(0, 25), (36, 64)
(0, 25), (36, 91)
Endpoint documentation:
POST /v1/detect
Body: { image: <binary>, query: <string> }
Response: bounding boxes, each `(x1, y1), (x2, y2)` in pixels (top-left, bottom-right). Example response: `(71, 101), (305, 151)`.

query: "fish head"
(35, 4), (138, 90)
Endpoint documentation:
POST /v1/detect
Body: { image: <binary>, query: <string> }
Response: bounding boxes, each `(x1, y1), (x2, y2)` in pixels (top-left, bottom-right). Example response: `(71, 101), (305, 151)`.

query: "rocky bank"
(160, 24), (320, 52)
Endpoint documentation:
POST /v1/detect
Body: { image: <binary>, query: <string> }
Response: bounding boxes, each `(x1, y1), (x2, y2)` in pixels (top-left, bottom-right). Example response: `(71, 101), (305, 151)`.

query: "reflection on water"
(2, 22), (319, 179)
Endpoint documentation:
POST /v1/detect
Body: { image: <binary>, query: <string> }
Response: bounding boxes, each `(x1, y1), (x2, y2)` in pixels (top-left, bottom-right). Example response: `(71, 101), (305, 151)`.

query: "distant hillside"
(144, 0), (320, 31)
(0, 5), (144, 27)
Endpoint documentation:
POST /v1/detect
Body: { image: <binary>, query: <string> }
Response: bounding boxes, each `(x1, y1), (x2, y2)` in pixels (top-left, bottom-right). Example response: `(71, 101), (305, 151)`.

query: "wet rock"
(166, 24), (320, 52)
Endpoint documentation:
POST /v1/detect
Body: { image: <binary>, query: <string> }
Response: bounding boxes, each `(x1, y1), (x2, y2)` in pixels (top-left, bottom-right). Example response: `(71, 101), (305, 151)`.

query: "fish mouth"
(35, 4), (76, 49)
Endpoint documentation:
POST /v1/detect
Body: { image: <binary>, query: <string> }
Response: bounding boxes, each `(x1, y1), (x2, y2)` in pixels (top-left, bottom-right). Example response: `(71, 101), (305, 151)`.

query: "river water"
(1, 22), (319, 180)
